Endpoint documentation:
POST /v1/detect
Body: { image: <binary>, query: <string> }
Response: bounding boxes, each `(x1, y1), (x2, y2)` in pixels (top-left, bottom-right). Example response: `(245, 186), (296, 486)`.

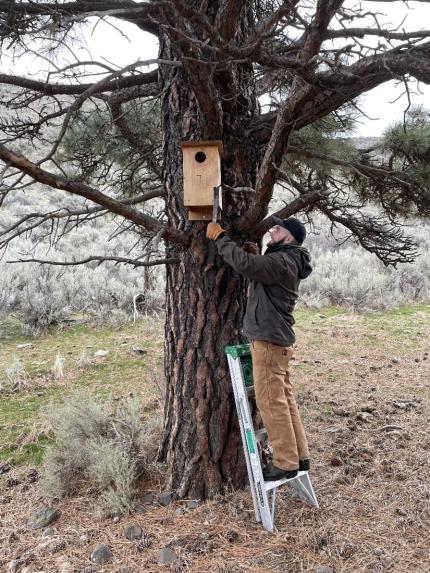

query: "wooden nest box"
(180, 140), (223, 220)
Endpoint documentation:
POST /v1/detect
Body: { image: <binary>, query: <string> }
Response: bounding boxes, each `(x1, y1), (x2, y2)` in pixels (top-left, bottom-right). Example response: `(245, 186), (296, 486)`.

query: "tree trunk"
(158, 12), (260, 498)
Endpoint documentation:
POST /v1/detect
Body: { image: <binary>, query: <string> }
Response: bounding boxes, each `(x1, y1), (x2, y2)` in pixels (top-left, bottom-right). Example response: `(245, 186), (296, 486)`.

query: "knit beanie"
(272, 216), (307, 244)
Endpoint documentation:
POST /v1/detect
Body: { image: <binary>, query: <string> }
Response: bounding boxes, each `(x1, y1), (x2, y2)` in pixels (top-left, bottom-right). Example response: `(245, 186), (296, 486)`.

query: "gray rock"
(123, 524), (142, 541)
(9, 560), (23, 573)
(27, 507), (61, 529)
(315, 567), (335, 573)
(90, 544), (113, 565)
(155, 547), (179, 566)
(94, 349), (109, 357)
(141, 493), (154, 505)
(175, 508), (185, 516)
(185, 500), (199, 510)
(356, 411), (373, 422)
(0, 461), (11, 474)
(42, 527), (54, 537)
(132, 347), (147, 356)
(159, 491), (172, 506)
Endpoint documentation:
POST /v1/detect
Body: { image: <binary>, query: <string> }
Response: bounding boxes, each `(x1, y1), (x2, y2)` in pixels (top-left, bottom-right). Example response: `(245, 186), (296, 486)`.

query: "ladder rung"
(264, 470), (308, 492)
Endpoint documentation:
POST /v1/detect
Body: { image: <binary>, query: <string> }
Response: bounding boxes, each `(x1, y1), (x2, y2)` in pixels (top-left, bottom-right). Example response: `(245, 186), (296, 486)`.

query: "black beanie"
(272, 216), (307, 244)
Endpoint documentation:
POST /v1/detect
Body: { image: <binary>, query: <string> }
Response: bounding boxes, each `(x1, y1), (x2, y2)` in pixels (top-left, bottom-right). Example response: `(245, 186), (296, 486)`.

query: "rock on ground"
(27, 507), (61, 529)
(123, 524), (143, 540)
(155, 547), (179, 566)
(90, 544), (113, 565)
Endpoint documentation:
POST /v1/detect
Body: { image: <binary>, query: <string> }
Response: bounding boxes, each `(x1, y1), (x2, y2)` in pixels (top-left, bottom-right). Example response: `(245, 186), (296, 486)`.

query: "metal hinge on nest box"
(180, 140), (223, 221)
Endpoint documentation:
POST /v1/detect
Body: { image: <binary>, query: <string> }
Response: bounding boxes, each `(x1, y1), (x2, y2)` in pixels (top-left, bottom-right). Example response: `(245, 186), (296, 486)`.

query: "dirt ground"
(1, 307), (429, 573)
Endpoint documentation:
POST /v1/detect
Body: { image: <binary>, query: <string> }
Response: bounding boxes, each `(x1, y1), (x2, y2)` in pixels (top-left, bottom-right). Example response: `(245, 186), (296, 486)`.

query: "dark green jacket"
(216, 235), (312, 346)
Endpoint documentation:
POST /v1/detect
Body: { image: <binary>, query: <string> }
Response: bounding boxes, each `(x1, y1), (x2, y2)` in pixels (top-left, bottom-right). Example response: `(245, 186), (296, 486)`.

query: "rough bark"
(157, 8), (260, 497)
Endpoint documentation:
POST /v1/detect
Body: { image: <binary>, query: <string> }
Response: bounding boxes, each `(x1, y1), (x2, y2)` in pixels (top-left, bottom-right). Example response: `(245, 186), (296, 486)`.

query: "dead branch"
(0, 70), (159, 97)
(325, 27), (430, 41)
(7, 256), (179, 268)
(0, 190), (163, 250)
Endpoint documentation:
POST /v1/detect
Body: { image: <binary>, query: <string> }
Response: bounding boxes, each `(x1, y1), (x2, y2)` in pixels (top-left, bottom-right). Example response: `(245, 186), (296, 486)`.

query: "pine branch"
(252, 188), (329, 239)
(325, 28), (430, 41)
(287, 175), (417, 265)
(0, 1), (160, 36)
(248, 41), (430, 146)
(0, 69), (161, 97)
(287, 146), (415, 188)
(0, 144), (188, 246)
(235, 0), (344, 232)
(7, 256), (179, 268)
(0, 190), (163, 249)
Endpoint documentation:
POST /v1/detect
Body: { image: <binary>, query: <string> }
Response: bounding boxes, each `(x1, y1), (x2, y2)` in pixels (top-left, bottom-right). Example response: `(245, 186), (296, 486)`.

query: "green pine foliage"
(285, 108), (359, 179)
(58, 99), (162, 195)
(382, 107), (430, 196)
(347, 108), (430, 219)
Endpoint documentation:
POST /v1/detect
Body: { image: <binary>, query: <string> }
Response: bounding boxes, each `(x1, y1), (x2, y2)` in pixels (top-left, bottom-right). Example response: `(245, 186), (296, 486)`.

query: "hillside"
(1, 134), (430, 326)
(1, 307), (429, 572)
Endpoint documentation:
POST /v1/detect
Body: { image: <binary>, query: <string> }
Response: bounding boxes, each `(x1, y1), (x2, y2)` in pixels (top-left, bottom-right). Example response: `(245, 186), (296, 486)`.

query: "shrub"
(39, 389), (161, 515)
(52, 354), (66, 381)
(1, 355), (27, 393)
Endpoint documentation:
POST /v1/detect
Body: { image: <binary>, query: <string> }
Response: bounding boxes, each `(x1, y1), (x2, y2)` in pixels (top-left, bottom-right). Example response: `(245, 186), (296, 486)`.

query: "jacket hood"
(265, 243), (313, 279)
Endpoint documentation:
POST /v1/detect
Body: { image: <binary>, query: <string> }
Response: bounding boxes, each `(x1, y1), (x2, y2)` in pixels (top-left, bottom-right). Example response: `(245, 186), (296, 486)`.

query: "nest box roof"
(180, 140), (223, 155)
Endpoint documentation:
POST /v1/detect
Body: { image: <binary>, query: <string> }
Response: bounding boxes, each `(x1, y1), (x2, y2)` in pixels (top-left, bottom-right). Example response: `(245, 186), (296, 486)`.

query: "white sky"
(2, 1), (430, 137)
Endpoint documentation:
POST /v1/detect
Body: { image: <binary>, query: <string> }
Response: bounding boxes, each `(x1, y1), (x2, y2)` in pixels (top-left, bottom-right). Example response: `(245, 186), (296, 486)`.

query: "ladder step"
(264, 470), (308, 491)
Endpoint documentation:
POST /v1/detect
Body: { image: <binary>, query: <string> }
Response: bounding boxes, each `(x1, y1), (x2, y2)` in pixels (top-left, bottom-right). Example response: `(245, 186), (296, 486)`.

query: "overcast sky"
(2, 1), (430, 137)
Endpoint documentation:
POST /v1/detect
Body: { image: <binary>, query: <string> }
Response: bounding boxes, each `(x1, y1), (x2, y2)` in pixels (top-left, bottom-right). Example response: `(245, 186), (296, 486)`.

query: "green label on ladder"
(245, 429), (256, 454)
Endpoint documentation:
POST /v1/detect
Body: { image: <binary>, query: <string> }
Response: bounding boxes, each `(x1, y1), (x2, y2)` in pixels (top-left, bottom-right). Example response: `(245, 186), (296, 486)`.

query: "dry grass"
(1, 307), (429, 573)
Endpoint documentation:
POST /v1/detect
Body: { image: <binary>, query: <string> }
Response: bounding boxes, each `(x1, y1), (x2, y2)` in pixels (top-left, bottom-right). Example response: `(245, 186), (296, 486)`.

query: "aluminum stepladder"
(225, 343), (319, 532)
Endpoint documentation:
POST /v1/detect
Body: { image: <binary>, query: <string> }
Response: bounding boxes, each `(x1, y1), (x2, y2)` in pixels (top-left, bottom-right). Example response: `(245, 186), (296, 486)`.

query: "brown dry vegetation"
(1, 306), (429, 573)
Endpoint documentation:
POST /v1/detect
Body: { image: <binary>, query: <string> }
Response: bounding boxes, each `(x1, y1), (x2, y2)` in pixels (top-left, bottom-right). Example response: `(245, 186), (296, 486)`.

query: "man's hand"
(243, 241), (259, 255)
(206, 223), (226, 241)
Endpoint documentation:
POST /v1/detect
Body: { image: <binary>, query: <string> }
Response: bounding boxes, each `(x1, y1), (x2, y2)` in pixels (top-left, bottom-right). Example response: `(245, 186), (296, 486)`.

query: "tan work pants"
(250, 340), (309, 470)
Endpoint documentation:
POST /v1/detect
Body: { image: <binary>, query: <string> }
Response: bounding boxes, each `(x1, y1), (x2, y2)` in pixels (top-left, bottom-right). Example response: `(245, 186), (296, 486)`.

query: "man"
(206, 217), (312, 481)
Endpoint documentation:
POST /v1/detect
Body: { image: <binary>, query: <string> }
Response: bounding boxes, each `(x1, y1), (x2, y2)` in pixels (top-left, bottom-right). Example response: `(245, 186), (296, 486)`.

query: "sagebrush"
(39, 389), (162, 516)
(0, 355), (27, 393)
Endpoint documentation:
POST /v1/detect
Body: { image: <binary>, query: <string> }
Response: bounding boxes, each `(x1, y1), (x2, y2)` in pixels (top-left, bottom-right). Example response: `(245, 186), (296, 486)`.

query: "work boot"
(263, 462), (298, 481)
(299, 458), (310, 472)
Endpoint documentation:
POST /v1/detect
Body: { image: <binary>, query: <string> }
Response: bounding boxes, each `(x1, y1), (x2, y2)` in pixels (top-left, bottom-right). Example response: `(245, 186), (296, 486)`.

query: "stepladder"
(225, 343), (319, 532)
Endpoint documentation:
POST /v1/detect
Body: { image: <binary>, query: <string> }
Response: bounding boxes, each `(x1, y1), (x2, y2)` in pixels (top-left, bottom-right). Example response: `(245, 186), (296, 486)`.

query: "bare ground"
(1, 307), (429, 573)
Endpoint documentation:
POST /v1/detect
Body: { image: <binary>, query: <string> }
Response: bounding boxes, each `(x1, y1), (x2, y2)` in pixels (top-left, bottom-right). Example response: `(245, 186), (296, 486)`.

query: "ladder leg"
(290, 473), (319, 508)
(243, 437), (260, 522)
(270, 487), (277, 523)
(227, 355), (260, 522)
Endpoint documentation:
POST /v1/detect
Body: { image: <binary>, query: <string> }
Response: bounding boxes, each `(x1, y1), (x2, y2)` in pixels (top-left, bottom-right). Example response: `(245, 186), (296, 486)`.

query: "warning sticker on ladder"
(245, 429), (255, 454)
